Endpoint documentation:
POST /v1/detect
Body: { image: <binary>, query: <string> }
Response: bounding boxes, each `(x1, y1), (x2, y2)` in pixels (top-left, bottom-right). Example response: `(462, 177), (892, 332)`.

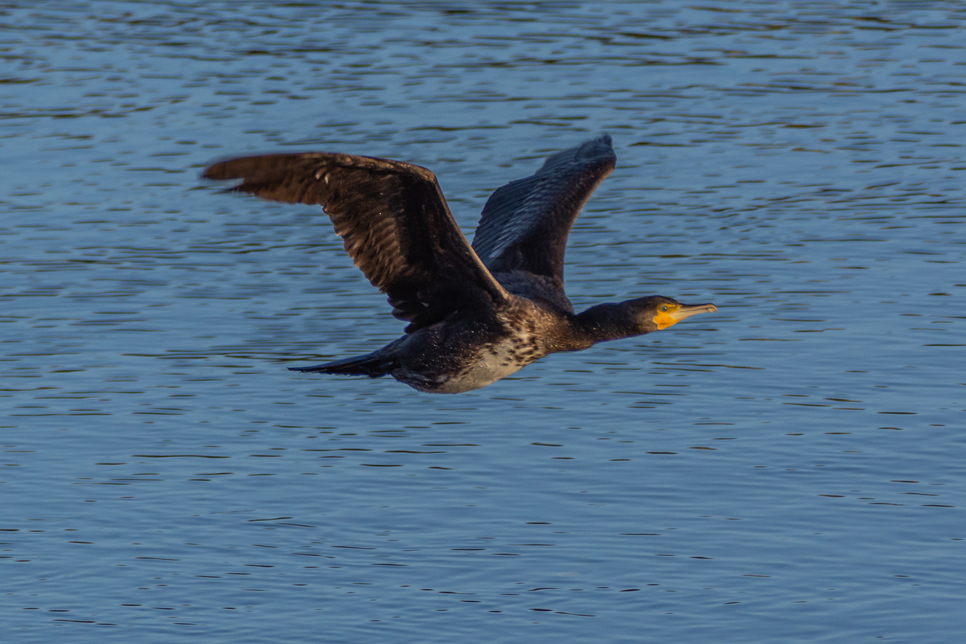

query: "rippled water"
(2, 2), (964, 642)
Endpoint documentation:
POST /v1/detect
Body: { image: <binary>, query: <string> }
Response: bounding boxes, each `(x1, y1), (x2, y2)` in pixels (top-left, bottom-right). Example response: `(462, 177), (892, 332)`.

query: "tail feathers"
(289, 352), (394, 378)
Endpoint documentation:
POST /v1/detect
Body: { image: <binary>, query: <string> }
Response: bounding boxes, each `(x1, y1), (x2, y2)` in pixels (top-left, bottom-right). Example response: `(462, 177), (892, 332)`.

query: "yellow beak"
(654, 302), (718, 330)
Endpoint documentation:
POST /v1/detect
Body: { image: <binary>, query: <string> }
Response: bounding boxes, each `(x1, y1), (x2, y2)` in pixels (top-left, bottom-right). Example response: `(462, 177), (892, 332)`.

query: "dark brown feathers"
(202, 135), (718, 393)
(471, 134), (616, 309)
(204, 153), (508, 331)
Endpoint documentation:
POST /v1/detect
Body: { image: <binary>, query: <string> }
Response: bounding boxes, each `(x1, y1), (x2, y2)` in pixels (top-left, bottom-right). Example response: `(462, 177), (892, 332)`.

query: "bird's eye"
(660, 305), (668, 312)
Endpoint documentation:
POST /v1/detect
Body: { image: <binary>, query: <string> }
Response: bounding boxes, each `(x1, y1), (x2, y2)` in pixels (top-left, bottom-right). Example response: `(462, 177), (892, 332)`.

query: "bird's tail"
(289, 351), (395, 378)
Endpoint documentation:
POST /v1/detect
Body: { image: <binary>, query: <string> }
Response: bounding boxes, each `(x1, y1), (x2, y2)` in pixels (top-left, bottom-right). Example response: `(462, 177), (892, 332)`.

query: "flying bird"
(204, 134), (716, 393)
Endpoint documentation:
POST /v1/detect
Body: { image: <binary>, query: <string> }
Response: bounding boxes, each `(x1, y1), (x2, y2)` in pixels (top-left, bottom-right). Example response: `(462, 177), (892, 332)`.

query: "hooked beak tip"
(670, 302), (718, 321)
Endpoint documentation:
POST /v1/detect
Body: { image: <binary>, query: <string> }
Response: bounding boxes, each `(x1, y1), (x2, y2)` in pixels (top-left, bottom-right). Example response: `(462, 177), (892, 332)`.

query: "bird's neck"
(571, 302), (647, 346)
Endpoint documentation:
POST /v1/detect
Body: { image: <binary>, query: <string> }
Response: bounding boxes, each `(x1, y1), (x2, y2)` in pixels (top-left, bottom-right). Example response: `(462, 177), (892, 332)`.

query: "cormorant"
(203, 134), (717, 393)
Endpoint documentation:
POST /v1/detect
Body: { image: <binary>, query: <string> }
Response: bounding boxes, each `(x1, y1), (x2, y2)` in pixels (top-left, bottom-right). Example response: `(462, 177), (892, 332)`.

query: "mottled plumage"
(204, 134), (716, 393)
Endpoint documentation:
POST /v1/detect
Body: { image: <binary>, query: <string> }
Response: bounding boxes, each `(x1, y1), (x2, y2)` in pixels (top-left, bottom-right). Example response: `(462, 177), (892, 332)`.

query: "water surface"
(2, 2), (964, 642)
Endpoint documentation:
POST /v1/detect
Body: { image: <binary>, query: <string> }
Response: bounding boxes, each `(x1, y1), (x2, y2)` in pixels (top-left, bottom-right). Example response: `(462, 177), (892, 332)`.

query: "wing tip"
(577, 132), (616, 163)
(201, 161), (232, 181)
(536, 133), (616, 174)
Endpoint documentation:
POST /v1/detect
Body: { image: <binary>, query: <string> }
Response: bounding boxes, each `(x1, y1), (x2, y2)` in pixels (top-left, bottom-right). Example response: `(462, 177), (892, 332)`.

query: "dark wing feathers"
(204, 135), (616, 328)
(204, 153), (508, 332)
(471, 134), (616, 309)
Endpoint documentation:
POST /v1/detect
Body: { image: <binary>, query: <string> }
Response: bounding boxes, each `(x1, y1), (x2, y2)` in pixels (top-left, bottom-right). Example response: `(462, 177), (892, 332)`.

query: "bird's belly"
(450, 347), (532, 393)
(398, 337), (543, 394)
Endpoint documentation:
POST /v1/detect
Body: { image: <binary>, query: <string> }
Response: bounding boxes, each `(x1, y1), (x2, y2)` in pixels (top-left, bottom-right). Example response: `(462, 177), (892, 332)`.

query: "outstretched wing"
(204, 152), (508, 332)
(471, 134), (616, 311)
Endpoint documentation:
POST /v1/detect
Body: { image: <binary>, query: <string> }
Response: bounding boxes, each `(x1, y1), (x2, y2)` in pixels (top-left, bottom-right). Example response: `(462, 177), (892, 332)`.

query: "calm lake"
(2, 1), (964, 642)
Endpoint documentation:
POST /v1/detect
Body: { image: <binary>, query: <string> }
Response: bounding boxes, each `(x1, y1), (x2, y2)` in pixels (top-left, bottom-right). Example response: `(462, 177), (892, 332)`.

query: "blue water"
(2, 1), (964, 642)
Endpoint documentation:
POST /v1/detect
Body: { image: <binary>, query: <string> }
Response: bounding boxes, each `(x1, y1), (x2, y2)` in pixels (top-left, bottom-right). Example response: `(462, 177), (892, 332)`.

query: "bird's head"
(631, 295), (718, 332)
